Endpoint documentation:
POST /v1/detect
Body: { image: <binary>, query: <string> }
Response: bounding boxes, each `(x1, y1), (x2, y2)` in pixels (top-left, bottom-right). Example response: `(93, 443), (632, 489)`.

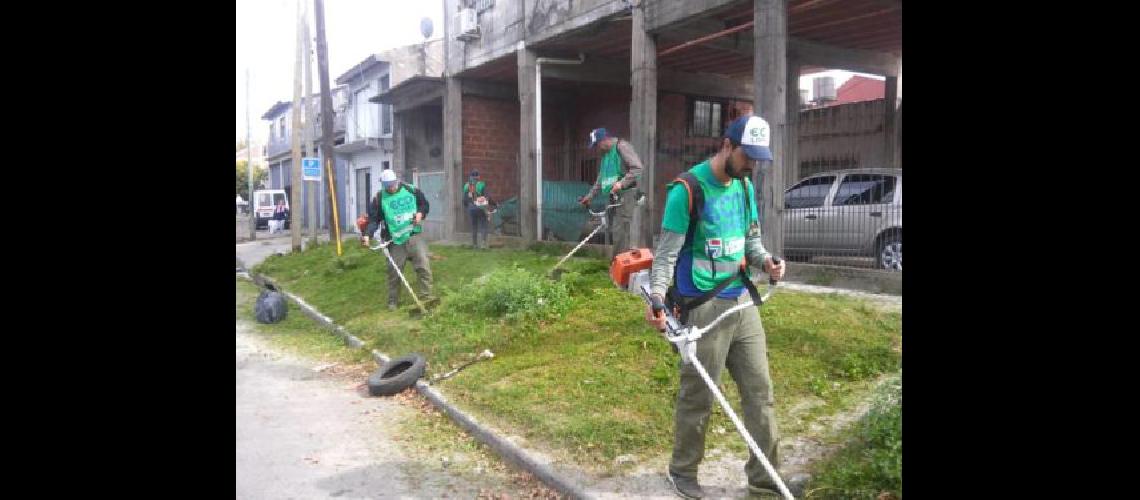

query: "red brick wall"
(653, 92), (754, 229)
(462, 95), (520, 204)
(461, 87), (757, 235)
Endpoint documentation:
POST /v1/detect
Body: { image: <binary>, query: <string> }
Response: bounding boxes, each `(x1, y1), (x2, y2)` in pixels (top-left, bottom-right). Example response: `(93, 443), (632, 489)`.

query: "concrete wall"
(797, 99), (889, 180)
(383, 39), (445, 83)
(403, 104), (445, 174)
(445, 0), (526, 75)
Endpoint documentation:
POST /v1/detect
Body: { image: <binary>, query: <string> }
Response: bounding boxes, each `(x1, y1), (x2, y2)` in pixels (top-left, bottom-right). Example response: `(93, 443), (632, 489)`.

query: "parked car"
(782, 168), (901, 271)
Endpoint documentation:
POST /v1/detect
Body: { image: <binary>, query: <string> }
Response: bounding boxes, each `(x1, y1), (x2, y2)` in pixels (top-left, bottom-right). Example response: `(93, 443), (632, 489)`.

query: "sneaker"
(387, 303), (398, 311)
(665, 469), (704, 499)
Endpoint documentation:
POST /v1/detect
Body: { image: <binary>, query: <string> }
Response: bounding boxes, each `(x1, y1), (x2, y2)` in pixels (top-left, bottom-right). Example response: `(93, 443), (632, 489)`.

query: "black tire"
(367, 354), (427, 396)
(876, 233), (902, 271)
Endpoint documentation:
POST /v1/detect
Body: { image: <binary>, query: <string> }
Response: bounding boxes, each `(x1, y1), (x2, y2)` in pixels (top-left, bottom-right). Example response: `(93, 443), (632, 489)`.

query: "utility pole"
(247, 68), (255, 241)
(315, 0), (342, 254)
(289, 0), (304, 252)
(303, 3), (317, 245)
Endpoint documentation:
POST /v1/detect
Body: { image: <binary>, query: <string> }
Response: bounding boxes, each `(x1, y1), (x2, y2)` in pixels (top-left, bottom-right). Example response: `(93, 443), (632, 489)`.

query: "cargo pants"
(386, 232), (434, 306)
(668, 293), (781, 490)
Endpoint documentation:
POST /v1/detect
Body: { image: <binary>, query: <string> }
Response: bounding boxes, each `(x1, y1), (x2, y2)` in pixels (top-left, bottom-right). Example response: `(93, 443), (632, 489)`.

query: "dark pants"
(469, 208), (489, 248)
(386, 233), (433, 306)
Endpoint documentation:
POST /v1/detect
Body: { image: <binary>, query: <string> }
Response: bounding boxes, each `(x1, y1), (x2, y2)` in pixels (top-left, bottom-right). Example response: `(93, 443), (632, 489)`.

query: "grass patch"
(253, 241), (901, 466)
(806, 374), (902, 499)
(236, 278), (372, 366)
(804, 268), (840, 287)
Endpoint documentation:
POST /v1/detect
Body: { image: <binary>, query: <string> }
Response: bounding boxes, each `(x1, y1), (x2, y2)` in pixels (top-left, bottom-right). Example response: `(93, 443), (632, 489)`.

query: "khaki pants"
(386, 233), (433, 306)
(607, 201), (634, 259)
(669, 293), (780, 489)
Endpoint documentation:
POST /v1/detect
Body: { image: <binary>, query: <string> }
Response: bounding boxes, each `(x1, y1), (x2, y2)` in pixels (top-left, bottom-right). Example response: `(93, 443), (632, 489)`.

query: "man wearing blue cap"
(579, 127), (644, 257)
(364, 168), (435, 311)
(462, 170), (493, 249)
(645, 115), (788, 499)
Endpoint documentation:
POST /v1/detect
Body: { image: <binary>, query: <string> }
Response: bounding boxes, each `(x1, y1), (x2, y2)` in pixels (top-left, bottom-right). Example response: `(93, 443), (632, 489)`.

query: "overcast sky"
(236, 0), (444, 142)
(236, 0), (879, 143)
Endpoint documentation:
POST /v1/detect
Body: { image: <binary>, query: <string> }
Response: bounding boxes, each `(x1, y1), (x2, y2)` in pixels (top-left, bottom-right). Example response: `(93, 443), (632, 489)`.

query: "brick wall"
(462, 95), (520, 204)
(653, 92), (753, 229)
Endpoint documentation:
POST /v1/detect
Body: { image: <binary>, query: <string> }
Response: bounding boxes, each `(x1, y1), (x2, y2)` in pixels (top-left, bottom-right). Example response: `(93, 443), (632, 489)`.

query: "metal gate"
(413, 171), (448, 242)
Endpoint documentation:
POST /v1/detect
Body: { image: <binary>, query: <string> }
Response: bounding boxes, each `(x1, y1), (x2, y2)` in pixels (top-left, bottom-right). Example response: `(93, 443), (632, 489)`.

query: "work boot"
(748, 482), (797, 499)
(666, 469), (704, 499)
(387, 302), (398, 311)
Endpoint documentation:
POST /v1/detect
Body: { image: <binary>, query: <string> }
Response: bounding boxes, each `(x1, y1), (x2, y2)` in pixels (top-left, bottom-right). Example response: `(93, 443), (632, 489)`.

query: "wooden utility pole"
(303, 4), (317, 245)
(314, 0), (342, 254)
(247, 68), (256, 241)
(289, 0), (304, 252)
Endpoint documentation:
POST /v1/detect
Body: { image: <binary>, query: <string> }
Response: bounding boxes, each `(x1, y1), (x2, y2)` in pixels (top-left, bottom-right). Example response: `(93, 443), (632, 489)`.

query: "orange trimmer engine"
(610, 248), (654, 289)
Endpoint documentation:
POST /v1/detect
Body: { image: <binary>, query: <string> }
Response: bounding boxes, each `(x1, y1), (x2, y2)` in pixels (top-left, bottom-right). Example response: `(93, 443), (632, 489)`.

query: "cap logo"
(742, 117), (770, 148)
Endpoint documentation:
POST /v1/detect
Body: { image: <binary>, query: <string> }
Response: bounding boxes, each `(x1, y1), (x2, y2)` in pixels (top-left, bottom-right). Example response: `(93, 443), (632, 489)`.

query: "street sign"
(302, 157), (321, 181)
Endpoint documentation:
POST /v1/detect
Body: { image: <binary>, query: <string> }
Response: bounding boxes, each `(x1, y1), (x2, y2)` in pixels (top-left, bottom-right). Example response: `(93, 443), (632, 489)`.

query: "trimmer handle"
(769, 257), (783, 285)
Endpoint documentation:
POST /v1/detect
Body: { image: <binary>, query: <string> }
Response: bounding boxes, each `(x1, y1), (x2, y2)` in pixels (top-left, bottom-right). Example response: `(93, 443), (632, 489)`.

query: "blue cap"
(724, 115), (772, 161)
(588, 128), (607, 149)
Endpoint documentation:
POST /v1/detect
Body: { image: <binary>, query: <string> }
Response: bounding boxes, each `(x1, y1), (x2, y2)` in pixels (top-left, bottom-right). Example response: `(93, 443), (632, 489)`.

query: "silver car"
(782, 168), (902, 271)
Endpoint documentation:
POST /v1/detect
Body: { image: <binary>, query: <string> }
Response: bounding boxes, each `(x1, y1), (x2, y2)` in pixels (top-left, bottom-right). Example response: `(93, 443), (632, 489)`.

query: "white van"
(253, 189), (290, 230)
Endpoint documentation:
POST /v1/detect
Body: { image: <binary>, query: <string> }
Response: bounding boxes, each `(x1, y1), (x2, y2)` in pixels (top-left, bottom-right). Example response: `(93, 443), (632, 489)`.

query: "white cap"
(379, 169), (398, 183)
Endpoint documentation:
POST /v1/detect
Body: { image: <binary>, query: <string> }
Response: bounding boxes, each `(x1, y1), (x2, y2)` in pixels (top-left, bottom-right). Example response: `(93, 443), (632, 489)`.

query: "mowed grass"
(253, 241), (901, 465)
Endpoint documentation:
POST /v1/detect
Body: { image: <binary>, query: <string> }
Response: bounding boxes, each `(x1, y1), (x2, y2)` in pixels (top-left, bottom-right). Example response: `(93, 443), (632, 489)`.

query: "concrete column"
(753, 0), (788, 257)
(393, 111), (405, 176)
(517, 46), (538, 242)
(443, 77), (463, 239)
(885, 58), (902, 168)
(786, 59), (800, 187)
(630, 2), (658, 248)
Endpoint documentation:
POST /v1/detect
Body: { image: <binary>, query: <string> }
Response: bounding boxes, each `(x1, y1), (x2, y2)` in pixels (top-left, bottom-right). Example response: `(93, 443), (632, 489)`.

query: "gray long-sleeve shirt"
(648, 223), (771, 300)
(585, 139), (644, 200)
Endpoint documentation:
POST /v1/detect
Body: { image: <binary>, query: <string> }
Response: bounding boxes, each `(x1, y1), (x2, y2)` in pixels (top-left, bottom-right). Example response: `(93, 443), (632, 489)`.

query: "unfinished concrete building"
(378, 0), (901, 257)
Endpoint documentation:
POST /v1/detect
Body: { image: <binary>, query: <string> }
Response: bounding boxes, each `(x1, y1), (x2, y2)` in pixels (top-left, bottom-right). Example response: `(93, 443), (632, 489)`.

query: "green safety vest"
(685, 170), (754, 291)
(598, 145), (622, 195)
(463, 180), (485, 198)
(379, 185), (422, 245)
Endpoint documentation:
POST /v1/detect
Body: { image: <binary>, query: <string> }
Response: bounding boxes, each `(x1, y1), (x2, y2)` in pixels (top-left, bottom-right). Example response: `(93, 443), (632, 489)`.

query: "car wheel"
(877, 234), (902, 271)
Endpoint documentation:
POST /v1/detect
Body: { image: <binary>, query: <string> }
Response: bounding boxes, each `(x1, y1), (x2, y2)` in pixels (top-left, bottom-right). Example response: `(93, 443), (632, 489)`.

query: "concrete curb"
(237, 267), (592, 499)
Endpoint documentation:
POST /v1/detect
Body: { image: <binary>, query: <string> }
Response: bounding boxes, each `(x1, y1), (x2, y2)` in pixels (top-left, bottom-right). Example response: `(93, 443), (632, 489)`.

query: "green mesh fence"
(492, 181), (612, 241)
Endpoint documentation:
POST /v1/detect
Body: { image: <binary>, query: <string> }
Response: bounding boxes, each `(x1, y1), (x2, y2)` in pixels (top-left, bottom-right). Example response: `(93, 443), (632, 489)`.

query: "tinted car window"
(833, 174), (896, 206)
(784, 176), (836, 209)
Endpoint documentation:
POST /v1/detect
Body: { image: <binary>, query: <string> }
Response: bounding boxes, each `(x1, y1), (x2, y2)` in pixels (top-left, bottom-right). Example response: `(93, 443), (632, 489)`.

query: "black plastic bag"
(254, 288), (288, 324)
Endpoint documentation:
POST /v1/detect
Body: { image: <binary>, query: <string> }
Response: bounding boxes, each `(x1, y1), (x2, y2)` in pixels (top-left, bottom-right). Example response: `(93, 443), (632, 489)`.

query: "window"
(784, 176), (836, 209)
(278, 117), (286, 139)
(689, 98), (725, 137)
(258, 193), (272, 207)
(273, 193), (288, 206)
(354, 87), (373, 138)
(269, 123), (275, 141)
(832, 174), (897, 206)
(379, 75), (392, 135)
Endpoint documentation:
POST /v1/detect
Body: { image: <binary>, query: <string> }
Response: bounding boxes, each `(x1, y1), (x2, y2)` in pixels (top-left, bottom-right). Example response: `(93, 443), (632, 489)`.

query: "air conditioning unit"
(457, 8), (479, 41)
